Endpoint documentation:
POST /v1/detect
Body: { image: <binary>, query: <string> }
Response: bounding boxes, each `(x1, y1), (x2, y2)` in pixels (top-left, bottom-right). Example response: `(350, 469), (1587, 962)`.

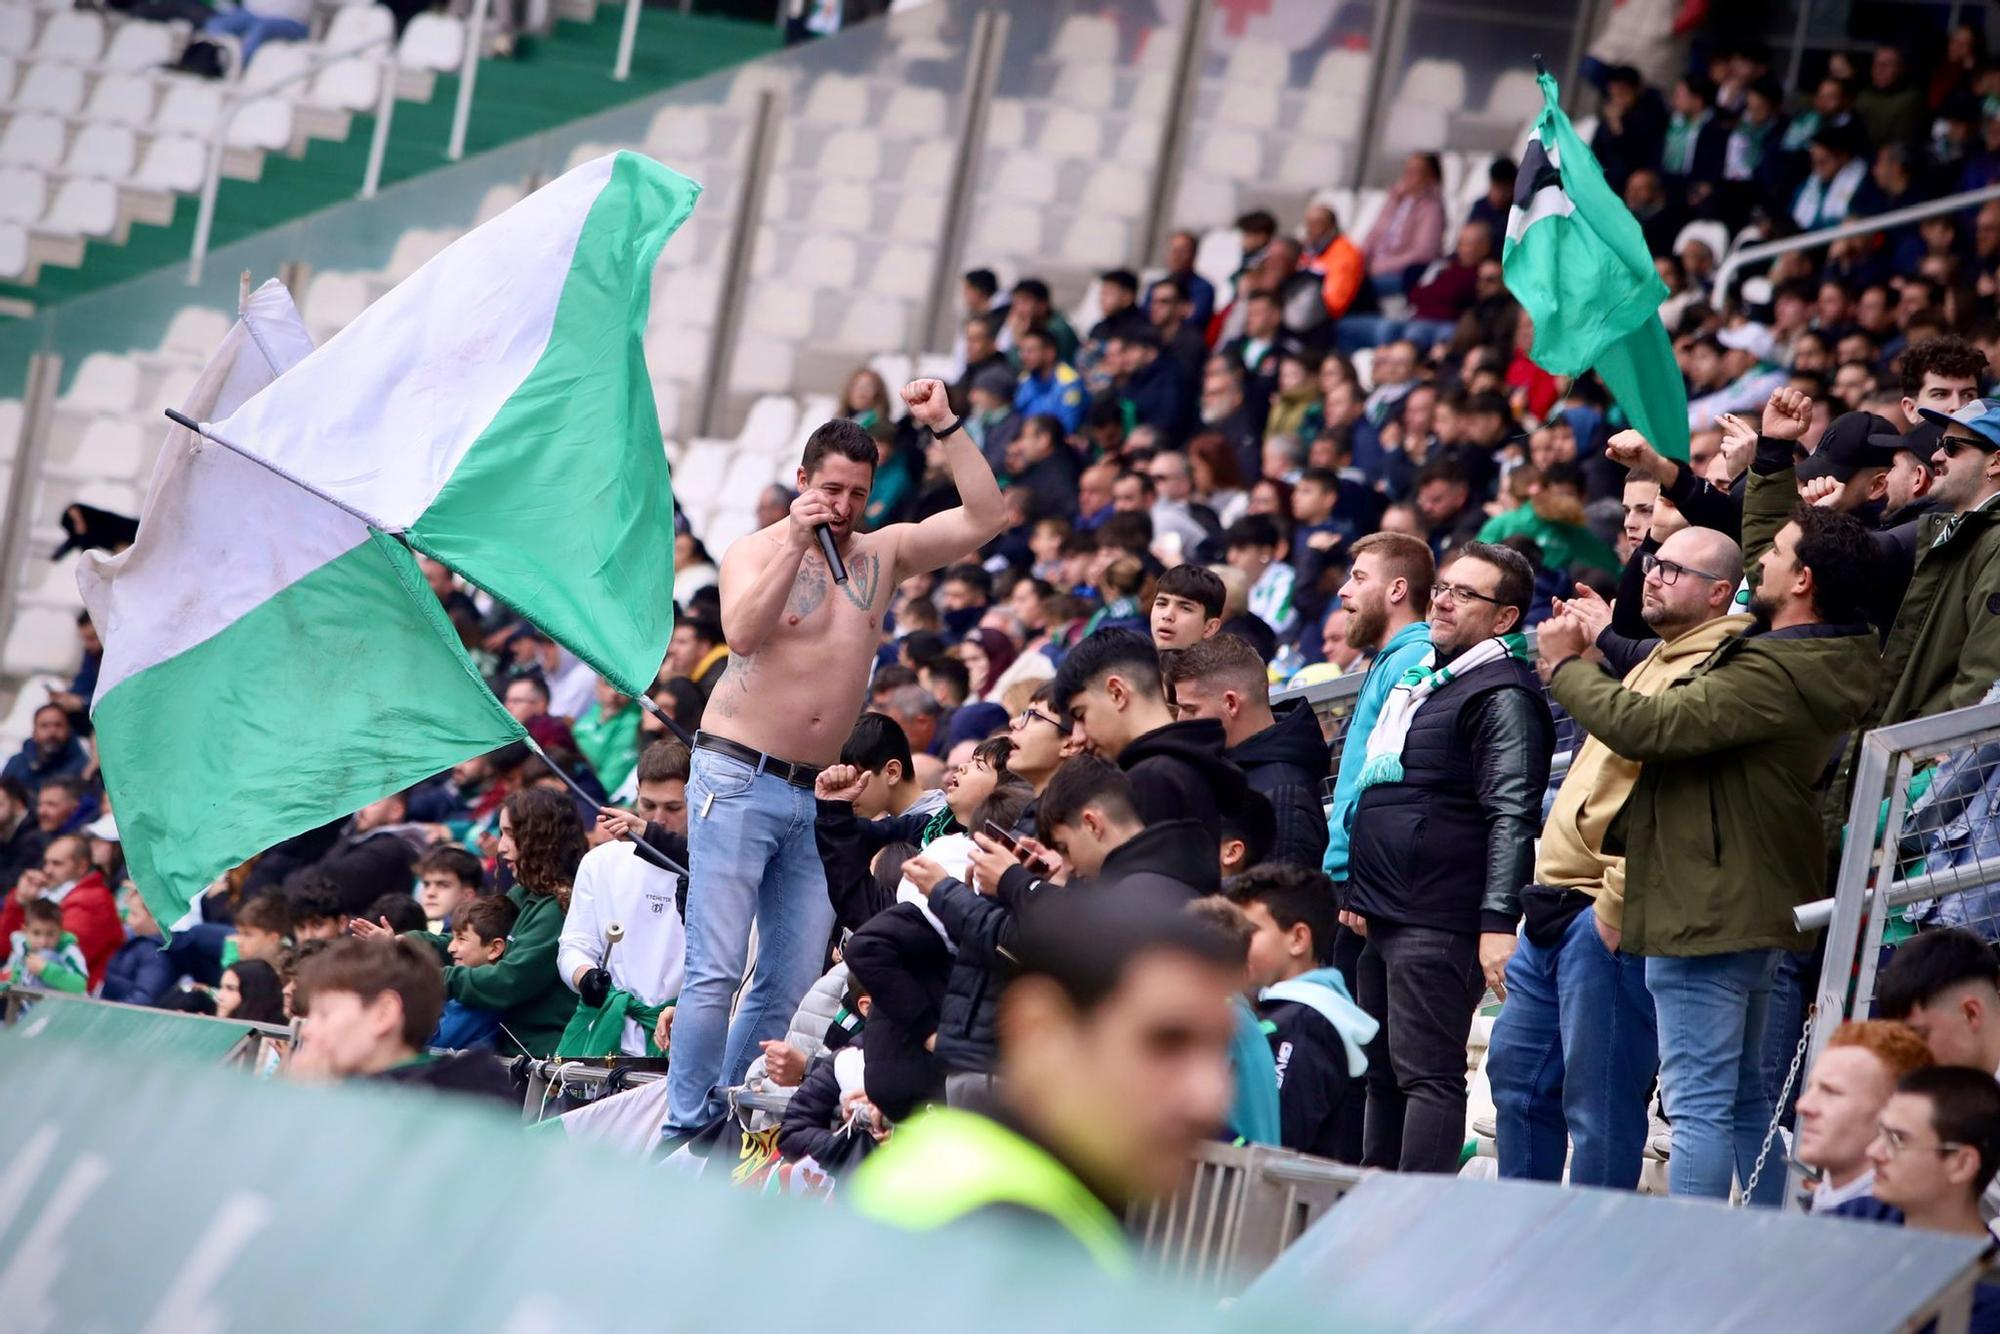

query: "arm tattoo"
(713, 652), (758, 718)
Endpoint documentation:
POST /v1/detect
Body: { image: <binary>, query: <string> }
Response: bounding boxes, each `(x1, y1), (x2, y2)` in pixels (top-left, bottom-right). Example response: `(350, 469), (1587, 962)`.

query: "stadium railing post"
(696, 84), (781, 437)
(0, 354), (60, 658)
(1135, 0), (1211, 270)
(915, 5), (1010, 358)
(448, 0), (492, 162)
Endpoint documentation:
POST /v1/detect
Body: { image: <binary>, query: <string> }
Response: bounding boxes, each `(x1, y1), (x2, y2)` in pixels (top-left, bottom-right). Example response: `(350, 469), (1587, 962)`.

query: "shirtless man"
(665, 379), (1007, 1134)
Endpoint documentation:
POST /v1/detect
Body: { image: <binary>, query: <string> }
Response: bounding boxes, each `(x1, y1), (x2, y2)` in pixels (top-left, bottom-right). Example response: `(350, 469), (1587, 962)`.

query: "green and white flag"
(78, 281), (528, 930)
(1503, 72), (1691, 460)
(208, 151), (701, 697)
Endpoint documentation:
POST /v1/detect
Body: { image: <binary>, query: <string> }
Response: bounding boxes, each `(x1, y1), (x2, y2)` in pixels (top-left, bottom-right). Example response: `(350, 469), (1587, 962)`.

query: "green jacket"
(1550, 625), (1880, 957)
(416, 884), (573, 1058)
(1476, 504), (1621, 576)
(571, 702), (641, 794)
(1872, 502), (2000, 732)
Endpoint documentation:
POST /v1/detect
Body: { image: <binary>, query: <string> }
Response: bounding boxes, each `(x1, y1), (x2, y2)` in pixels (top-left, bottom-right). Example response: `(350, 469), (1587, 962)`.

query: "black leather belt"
(693, 731), (823, 790)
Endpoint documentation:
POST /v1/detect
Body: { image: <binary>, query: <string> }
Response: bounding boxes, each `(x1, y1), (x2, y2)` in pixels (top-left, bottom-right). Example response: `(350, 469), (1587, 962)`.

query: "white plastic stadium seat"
(32, 9), (102, 64)
(1484, 69), (1542, 124)
(383, 226), (453, 281)
(836, 295), (905, 350)
(1222, 39), (1287, 87)
(396, 13), (463, 71)
(990, 150), (1058, 204)
(16, 64), (85, 116)
(1380, 102), (1449, 161)
(969, 202), (1042, 259)
(877, 86), (947, 140)
(728, 338), (795, 396)
(1078, 162), (1146, 218)
(734, 395), (797, 454)
(0, 7), (32, 57)
(69, 418), (144, 479)
(0, 113), (62, 169)
(808, 181), (873, 235)
(675, 439), (728, 497)
(60, 353), (140, 414)
(644, 104), (716, 159)
(301, 270), (370, 340)
(1399, 59), (1466, 108)
(800, 72), (868, 127)
(308, 5), (394, 109)
(787, 234), (857, 290)
(1049, 63), (1113, 111)
(983, 98), (1026, 151)
(819, 129), (882, 182)
(746, 284), (811, 340)
(1051, 14), (1116, 64)
(0, 167), (47, 224)
(1277, 138), (1348, 191)
(1033, 107), (1103, 162)
(226, 97), (294, 152)
(1309, 48), (1370, 97)
(241, 40), (311, 93)
(1194, 127), (1263, 182)
(157, 305), (232, 361)
(1060, 216), (1126, 269)
(135, 135), (206, 193)
(39, 177), (117, 236)
(83, 72), (155, 128)
(101, 19), (176, 71)
(3, 608), (79, 677)
(154, 79), (224, 140)
(1215, 83), (1281, 130)
(63, 124), (135, 181)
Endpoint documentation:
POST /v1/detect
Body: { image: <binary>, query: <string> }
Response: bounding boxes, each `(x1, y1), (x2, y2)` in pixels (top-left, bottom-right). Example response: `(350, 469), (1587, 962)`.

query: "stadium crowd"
(18, 20), (2000, 1276)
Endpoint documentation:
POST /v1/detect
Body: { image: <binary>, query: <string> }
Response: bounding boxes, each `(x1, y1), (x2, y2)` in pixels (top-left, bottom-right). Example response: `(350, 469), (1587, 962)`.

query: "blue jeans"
(1487, 906), (1657, 1188)
(1337, 316), (1460, 356)
(664, 747), (834, 1133)
(202, 9), (308, 68)
(1647, 949), (1784, 1206)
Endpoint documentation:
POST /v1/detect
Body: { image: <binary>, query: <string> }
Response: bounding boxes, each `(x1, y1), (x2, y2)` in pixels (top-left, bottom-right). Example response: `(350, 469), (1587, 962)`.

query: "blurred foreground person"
(851, 883), (1239, 1274)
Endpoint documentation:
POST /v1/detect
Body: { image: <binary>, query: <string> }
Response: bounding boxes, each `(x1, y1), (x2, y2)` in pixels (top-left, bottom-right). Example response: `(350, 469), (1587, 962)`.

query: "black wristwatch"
(933, 417), (964, 439)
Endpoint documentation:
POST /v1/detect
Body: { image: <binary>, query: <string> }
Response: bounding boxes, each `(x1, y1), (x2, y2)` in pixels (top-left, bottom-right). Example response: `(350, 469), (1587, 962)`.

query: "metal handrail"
(187, 32), (398, 284)
(1710, 182), (2000, 306)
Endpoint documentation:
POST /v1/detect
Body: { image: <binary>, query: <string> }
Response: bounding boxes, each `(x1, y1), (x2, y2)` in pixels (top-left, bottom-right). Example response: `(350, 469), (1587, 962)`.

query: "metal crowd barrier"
(1800, 700), (2000, 1064)
(1130, 1141), (1365, 1295)
(1, 986), (297, 1070)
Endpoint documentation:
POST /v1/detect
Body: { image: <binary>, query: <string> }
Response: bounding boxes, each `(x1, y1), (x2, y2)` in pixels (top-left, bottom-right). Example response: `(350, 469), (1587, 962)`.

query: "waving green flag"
(1503, 71), (1691, 460)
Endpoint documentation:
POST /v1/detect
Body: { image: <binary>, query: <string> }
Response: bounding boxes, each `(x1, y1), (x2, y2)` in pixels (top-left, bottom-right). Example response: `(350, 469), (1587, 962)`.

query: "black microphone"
(815, 524), (848, 585)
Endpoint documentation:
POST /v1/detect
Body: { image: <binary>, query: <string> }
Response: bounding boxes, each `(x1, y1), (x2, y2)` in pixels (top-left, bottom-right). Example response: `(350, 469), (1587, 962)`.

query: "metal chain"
(1739, 1003), (1816, 1206)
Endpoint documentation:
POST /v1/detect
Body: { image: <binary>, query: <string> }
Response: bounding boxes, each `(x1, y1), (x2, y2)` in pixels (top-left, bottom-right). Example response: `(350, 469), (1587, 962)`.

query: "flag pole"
(164, 410), (390, 532)
(637, 693), (695, 748)
(522, 732), (691, 880)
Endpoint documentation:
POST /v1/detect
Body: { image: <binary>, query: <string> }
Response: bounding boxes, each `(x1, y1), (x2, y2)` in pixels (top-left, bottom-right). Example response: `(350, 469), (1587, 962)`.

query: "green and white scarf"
(1356, 633), (1529, 790)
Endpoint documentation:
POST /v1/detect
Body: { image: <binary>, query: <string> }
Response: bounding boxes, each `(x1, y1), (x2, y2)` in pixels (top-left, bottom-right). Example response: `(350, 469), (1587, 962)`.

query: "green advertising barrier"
(5, 993), (272, 1064)
(0, 1038), (1319, 1333)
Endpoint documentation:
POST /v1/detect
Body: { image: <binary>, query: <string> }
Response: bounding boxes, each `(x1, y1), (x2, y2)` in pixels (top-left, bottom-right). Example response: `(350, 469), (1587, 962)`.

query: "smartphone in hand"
(981, 819), (1023, 856)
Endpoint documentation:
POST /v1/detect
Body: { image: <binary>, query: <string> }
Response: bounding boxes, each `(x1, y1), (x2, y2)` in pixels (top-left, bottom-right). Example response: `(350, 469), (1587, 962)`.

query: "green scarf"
(557, 989), (672, 1058)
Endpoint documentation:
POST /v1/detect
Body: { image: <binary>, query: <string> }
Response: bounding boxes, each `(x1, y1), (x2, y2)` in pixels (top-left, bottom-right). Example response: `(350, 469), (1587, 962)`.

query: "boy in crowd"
(4, 898), (88, 993)
(292, 937), (515, 1103)
(285, 876), (348, 943)
(1227, 864), (1375, 1161)
(1150, 564), (1226, 650)
(101, 886), (177, 1007)
(416, 847), (484, 934)
(432, 896), (517, 1051)
(1223, 516), (1299, 640)
(1878, 928), (2000, 1076)
(1795, 1019), (1935, 1216)
(230, 893), (291, 967)
(1188, 894), (1283, 1146)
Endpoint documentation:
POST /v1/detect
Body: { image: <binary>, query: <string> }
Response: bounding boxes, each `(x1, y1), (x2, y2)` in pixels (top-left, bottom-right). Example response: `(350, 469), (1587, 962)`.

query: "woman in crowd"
(838, 368), (896, 429)
(674, 531), (718, 604)
(1188, 432), (1251, 527)
(217, 958), (287, 1024)
(952, 627), (1020, 704)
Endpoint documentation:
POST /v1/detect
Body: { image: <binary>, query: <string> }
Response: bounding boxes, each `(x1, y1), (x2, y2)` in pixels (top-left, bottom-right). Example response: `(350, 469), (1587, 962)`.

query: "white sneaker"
(1472, 1114), (1497, 1141)
(1646, 1117), (1672, 1162)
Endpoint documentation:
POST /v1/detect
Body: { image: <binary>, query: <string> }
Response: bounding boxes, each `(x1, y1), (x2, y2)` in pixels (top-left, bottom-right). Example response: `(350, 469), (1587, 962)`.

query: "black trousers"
(1357, 920), (1484, 1174)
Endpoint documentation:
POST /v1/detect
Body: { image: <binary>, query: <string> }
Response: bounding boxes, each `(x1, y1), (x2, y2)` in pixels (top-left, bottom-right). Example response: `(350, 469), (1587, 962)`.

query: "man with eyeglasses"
(1344, 541), (1554, 1174)
(1539, 504), (1881, 1205)
(1867, 1067), (2000, 1250)
(1488, 525), (1752, 1191)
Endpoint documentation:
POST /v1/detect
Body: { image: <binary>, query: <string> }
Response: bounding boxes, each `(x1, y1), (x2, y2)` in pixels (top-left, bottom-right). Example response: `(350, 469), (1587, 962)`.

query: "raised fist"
(900, 379), (955, 433)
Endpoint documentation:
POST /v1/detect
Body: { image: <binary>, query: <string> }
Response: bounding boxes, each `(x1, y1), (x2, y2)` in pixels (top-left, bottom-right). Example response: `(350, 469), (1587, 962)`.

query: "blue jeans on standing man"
(1487, 904), (1658, 1188)
(664, 746), (835, 1134)
(1646, 948), (1785, 1206)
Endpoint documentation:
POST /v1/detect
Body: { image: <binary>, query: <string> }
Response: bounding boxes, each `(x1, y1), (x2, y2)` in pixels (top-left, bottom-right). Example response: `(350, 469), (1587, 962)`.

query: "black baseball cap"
(1867, 417), (1944, 460)
(1796, 410), (1900, 482)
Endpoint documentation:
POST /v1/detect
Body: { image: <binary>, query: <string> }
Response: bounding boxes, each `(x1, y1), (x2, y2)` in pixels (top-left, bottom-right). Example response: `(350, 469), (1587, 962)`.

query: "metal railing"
(1131, 1140), (1364, 1294)
(188, 35), (401, 284)
(1799, 699), (2000, 1079)
(1710, 182), (2000, 308)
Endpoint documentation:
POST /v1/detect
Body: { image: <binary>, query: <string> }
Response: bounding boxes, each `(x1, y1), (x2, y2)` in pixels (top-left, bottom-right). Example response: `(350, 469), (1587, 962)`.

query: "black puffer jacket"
(926, 818), (1217, 1074)
(1228, 701), (1331, 870)
(1118, 718), (1248, 843)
